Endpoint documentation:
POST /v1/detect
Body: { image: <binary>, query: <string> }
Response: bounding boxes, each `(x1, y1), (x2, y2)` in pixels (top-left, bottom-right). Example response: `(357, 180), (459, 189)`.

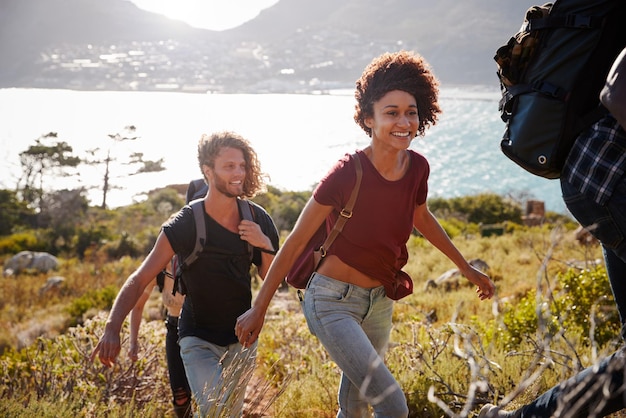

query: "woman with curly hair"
(237, 50), (495, 417)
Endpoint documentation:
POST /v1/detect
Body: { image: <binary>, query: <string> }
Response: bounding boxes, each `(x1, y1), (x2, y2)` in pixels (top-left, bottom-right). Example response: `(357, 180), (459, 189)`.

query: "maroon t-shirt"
(313, 149), (429, 297)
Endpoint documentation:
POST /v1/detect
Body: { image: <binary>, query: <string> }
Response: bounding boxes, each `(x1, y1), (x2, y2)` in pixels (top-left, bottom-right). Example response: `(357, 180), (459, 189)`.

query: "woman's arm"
(236, 197), (333, 346)
(128, 278), (156, 361)
(413, 203), (495, 300)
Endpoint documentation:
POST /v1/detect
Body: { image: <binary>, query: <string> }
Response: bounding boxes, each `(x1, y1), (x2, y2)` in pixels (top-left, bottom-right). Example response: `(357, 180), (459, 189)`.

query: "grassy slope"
(3, 225), (626, 417)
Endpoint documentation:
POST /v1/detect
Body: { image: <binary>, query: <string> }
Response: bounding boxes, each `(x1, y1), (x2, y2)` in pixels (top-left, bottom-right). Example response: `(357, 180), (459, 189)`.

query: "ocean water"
(0, 87), (565, 213)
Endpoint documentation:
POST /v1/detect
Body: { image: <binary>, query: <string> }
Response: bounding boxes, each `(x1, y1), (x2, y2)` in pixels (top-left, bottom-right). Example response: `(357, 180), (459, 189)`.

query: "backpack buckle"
(532, 80), (566, 100)
(565, 14), (593, 29)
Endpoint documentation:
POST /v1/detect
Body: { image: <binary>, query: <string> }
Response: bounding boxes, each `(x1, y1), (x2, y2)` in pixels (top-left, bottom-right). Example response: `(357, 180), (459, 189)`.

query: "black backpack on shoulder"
(494, 0), (626, 179)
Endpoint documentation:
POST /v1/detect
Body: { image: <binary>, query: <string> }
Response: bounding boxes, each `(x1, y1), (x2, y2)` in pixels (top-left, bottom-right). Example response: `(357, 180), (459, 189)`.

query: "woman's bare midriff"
(316, 255), (383, 289)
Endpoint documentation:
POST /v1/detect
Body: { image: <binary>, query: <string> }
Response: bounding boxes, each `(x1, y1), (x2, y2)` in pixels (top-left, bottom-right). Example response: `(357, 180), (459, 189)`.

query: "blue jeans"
(516, 347), (626, 418)
(179, 336), (256, 418)
(302, 272), (409, 418)
(561, 177), (626, 333)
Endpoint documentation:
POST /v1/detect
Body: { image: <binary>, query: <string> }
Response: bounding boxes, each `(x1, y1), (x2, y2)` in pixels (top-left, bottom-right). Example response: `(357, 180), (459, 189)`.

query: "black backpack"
(185, 178), (208, 204)
(494, 0), (626, 179)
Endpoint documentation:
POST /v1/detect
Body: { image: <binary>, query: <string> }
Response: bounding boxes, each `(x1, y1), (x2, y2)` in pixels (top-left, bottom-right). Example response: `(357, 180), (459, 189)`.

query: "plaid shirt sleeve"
(563, 114), (626, 205)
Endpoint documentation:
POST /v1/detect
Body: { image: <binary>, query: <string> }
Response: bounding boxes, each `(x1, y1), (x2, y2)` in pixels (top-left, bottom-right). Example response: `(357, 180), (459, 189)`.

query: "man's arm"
(601, 47), (626, 130)
(90, 232), (175, 367)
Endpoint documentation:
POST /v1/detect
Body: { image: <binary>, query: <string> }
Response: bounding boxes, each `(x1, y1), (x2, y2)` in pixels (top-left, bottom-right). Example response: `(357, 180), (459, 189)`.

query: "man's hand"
(235, 306), (266, 348)
(90, 331), (121, 368)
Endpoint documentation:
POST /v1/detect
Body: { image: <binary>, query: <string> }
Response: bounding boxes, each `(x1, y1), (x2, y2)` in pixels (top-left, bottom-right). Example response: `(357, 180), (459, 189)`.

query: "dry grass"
(3, 224), (626, 417)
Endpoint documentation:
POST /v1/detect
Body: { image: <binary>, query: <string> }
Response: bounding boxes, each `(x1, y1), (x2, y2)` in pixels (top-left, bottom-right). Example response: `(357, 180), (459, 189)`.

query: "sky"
(129, 0), (280, 31)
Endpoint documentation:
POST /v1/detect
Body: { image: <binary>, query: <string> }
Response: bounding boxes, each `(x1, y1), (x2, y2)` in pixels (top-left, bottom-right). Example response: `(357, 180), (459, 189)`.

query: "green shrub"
(485, 266), (620, 351)
(555, 266), (620, 347)
(73, 225), (112, 259)
(429, 193), (524, 225)
(105, 232), (141, 259)
(0, 231), (47, 255)
(65, 286), (118, 326)
(148, 187), (184, 215)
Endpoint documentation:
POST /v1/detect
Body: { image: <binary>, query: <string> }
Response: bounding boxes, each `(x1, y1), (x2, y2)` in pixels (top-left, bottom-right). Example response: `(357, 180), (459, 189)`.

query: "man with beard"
(91, 131), (279, 417)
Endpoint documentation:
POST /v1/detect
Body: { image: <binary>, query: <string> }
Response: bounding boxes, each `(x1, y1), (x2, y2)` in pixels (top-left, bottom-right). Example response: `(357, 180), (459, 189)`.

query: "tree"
(38, 188), (89, 253)
(0, 189), (33, 235)
(84, 125), (165, 209)
(18, 132), (81, 212)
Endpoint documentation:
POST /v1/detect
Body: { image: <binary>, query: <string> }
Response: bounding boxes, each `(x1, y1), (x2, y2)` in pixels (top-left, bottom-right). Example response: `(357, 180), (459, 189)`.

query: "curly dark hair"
(197, 131), (266, 198)
(354, 50), (441, 137)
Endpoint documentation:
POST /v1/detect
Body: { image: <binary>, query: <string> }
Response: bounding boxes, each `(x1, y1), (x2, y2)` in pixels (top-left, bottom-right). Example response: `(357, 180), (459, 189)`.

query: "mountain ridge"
(0, 0), (533, 92)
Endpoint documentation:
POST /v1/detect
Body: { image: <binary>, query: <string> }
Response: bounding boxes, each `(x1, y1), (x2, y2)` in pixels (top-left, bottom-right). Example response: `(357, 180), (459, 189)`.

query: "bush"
(555, 266), (621, 347)
(429, 193), (523, 225)
(485, 266), (620, 350)
(148, 187), (185, 215)
(0, 231), (48, 255)
(105, 232), (142, 259)
(73, 225), (112, 259)
(65, 286), (118, 326)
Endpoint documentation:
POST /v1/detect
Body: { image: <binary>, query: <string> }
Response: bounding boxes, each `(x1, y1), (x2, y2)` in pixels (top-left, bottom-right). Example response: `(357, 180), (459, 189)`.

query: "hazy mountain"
(0, 0), (533, 91)
(231, 0), (531, 83)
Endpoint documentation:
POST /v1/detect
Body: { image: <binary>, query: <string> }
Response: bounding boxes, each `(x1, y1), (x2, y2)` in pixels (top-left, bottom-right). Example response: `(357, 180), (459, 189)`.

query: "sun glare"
(130, 0), (280, 31)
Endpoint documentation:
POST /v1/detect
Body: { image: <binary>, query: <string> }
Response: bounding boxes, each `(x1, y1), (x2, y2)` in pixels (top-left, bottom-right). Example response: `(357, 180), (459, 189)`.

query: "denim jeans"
(561, 177), (626, 331)
(302, 272), (409, 418)
(179, 336), (256, 417)
(516, 347), (626, 418)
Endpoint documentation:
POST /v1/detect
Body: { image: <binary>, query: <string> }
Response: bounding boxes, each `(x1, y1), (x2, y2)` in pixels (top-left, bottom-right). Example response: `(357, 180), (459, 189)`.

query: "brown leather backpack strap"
(318, 152), (363, 258)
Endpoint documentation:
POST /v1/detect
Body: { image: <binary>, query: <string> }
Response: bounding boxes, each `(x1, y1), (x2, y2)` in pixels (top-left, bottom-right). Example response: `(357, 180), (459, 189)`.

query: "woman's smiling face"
(365, 90), (419, 149)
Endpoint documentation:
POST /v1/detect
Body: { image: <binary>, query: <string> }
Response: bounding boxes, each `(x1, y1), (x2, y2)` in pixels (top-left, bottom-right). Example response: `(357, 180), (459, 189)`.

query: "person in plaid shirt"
(479, 47), (626, 418)
(561, 113), (626, 327)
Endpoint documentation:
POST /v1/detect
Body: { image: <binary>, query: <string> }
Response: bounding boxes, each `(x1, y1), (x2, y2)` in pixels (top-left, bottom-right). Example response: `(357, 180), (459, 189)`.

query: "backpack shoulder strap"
(182, 197), (256, 268)
(182, 198), (206, 268)
(173, 197), (258, 294)
(237, 197), (254, 222)
(172, 198), (206, 295)
(237, 198), (255, 260)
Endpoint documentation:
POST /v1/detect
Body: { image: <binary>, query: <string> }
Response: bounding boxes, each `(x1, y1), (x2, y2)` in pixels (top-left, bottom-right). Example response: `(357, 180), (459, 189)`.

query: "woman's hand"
(462, 265), (496, 300)
(128, 340), (139, 362)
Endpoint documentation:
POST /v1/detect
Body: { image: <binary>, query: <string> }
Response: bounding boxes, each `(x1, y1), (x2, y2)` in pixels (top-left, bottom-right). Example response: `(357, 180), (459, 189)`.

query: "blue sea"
(0, 87), (565, 213)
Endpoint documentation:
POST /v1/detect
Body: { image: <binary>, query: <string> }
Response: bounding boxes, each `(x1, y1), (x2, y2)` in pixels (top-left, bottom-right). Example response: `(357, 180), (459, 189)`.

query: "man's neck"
(203, 191), (241, 232)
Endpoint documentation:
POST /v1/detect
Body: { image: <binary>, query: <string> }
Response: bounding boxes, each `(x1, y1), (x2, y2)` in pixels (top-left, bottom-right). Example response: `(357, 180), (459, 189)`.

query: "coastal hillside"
(0, 0), (533, 91)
